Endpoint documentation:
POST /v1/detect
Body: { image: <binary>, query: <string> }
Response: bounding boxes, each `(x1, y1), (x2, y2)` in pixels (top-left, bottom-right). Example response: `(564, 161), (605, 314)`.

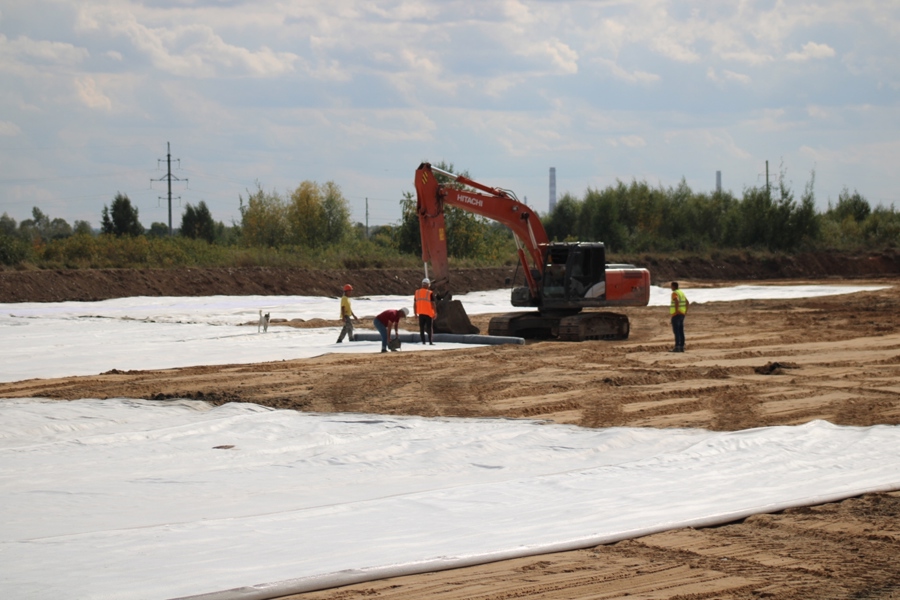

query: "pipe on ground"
(351, 332), (524, 346)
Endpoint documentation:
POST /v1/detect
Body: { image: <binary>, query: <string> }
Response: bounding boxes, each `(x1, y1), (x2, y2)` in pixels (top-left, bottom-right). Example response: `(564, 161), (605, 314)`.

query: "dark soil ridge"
(1, 250), (898, 303)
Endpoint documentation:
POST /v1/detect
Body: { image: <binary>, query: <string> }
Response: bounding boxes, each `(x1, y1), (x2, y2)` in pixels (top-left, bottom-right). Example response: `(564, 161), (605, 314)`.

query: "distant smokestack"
(549, 167), (557, 212)
(716, 170), (722, 193)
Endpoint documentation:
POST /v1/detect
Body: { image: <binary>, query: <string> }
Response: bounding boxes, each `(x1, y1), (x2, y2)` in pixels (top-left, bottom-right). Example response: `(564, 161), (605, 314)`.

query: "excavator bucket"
(434, 297), (479, 335)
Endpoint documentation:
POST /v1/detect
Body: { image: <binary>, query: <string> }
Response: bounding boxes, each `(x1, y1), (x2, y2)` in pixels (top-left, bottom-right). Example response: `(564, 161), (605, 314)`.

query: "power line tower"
(151, 142), (188, 235)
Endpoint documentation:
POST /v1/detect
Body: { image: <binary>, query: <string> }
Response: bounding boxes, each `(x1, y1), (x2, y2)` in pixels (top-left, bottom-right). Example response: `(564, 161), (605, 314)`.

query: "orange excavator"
(414, 162), (651, 341)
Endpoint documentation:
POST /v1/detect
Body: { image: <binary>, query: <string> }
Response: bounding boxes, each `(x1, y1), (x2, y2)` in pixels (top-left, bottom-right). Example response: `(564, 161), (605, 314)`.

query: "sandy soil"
(2, 275), (900, 599)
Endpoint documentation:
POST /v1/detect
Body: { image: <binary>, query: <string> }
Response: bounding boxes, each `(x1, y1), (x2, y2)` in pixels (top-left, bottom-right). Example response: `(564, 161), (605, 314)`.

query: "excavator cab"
(538, 243), (607, 308)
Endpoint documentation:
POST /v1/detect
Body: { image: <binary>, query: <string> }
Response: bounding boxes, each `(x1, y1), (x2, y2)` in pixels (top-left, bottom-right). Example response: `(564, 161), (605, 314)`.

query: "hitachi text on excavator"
(414, 162), (652, 342)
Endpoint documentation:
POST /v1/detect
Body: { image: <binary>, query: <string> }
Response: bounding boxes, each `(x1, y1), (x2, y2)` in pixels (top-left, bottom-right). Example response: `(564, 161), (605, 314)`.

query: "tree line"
(541, 174), (898, 253)
(1, 168), (897, 268)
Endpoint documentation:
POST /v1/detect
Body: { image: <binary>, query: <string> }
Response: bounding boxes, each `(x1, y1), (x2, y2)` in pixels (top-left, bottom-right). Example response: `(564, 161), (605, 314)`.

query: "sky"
(1, 1), (898, 231)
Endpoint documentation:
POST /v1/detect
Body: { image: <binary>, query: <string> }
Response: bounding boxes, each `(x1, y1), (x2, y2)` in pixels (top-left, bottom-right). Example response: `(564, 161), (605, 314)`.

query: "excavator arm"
(415, 162), (547, 302)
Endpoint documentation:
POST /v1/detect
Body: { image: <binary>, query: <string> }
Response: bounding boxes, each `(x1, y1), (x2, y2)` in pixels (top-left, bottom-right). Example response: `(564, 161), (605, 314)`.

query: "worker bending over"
(414, 278), (436, 345)
(374, 307), (408, 353)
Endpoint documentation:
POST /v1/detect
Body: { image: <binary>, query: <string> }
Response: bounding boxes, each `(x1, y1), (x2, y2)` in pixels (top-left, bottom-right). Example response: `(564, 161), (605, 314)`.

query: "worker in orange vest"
(414, 278), (436, 345)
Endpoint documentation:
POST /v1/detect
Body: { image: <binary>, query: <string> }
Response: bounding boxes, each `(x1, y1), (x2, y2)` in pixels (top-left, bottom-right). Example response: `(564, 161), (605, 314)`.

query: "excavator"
(414, 162), (651, 341)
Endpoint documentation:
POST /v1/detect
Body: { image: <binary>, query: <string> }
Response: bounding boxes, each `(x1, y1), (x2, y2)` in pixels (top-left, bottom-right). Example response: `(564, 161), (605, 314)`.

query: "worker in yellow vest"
(669, 281), (689, 352)
(336, 284), (358, 343)
(414, 278), (437, 345)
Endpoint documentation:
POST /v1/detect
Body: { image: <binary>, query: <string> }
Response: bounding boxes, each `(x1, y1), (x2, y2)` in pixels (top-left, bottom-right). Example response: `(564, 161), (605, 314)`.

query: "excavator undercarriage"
(486, 310), (630, 341)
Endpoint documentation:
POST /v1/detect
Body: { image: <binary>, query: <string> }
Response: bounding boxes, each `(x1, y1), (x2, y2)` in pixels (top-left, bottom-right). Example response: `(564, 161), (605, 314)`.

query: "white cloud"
(0, 120), (21, 136)
(618, 135), (646, 148)
(806, 105), (828, 119)
(786, 41), (836, 62)
(74, 76), (112, 110)
(594, 57), (660, 84)
(663, 129), (752, 160)
(0, 34), (89, 69)
(707, 67), (751, 85)
(75, 5), (298, 78)
(521, 38), (579, 75)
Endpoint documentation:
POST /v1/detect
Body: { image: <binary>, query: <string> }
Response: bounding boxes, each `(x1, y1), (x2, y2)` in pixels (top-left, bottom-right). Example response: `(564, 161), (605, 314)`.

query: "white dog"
(258, 310), (270, 333)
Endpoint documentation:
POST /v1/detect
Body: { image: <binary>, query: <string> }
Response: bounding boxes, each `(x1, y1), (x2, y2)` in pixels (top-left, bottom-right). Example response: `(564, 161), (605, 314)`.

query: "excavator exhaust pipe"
(434, 297), (479, 335)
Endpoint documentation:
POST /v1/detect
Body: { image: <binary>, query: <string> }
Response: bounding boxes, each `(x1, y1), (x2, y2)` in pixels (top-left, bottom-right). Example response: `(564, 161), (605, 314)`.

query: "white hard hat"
(422, 278), (431, 286)
(400, 307), (409, 316)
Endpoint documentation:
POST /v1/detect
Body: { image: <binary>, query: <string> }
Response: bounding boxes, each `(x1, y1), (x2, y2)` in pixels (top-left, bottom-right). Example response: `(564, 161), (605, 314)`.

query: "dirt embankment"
(1, 250), (899, 303)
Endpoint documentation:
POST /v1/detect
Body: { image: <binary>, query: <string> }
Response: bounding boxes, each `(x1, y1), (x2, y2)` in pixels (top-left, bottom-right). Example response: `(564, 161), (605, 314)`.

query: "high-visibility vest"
(415, 288), (436, 318)
(670, 289), (688, 316)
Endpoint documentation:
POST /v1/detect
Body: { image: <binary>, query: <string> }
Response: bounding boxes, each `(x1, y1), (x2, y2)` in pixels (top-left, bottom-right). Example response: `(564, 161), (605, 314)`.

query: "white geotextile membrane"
(0, 284), (886, 382)
(1, 398), (898, 600)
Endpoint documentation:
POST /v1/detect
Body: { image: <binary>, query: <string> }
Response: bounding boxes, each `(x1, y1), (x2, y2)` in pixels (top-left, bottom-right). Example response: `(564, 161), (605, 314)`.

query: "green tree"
(180, 201), (216, 243)
(396, 191), (421, 255)
(239, 185), (288, 247)
(285, 180), (352, 248)
(827, 188), (871, 223)
(101, 193), (144, 236)
(544, 193), (581, 242)
(320, 181), (352, 245)
(287, 181), (325, 247)
(147, 222), (170, 238)
(0, 213), (16, 237)
(73, 220), (93, 236)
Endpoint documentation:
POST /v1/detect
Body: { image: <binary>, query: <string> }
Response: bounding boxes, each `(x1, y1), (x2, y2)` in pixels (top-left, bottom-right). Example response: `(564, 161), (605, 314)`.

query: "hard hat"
(343, 284), (353, 292)
(422, 278), (431, 286)
(399, 307), (409, 316)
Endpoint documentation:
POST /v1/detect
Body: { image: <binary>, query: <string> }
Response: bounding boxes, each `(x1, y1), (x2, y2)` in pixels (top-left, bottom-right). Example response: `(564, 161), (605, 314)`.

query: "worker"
(669, 281), (689, 352)
(336, 284), (359, 343)
(414, 278), (436, 345)
(374, 307), (408, 353)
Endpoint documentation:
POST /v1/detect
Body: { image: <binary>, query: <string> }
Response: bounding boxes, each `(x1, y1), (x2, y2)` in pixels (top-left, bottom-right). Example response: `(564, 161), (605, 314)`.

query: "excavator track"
(488, 311), (630, 341)
(557, 311), (630, 341)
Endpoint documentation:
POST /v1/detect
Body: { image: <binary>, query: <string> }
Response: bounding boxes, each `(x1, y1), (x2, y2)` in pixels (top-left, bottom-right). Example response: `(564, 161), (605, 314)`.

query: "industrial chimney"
(549, 167), (557, 212)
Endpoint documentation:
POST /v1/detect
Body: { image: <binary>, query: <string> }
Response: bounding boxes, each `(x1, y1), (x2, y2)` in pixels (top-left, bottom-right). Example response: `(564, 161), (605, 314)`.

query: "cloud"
(706, 67), (751, 85)
(521, 38), (579, 75)
(75, 76), (112, 110)
(0, 120), (21, 136)
(663, 129), (752, 160)
(75, 5), (299, 78)
(0, 34), (89, 69)
(594, 58), (660, 84)
(618, 135), (646, 148)
(786, 42), (836, 62)
(806, 105), (828, 119)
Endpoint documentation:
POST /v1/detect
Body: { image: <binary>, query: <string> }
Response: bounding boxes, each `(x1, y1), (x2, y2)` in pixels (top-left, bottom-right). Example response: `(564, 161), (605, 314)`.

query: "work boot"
(336, 339), (342, 343)
(676, 346), (685, 352)
(381, 349), (387, 353)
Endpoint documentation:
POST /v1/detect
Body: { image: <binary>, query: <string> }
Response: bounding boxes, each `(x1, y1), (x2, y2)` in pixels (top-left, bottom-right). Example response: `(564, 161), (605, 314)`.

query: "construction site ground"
(1, 264), (899, 600)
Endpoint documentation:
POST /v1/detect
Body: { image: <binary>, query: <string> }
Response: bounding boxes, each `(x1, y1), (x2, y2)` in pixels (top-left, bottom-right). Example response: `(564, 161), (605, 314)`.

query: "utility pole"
(765, 160), (770, 197)
(151, 142), (188, 235)
(365, 197), (369, 239)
